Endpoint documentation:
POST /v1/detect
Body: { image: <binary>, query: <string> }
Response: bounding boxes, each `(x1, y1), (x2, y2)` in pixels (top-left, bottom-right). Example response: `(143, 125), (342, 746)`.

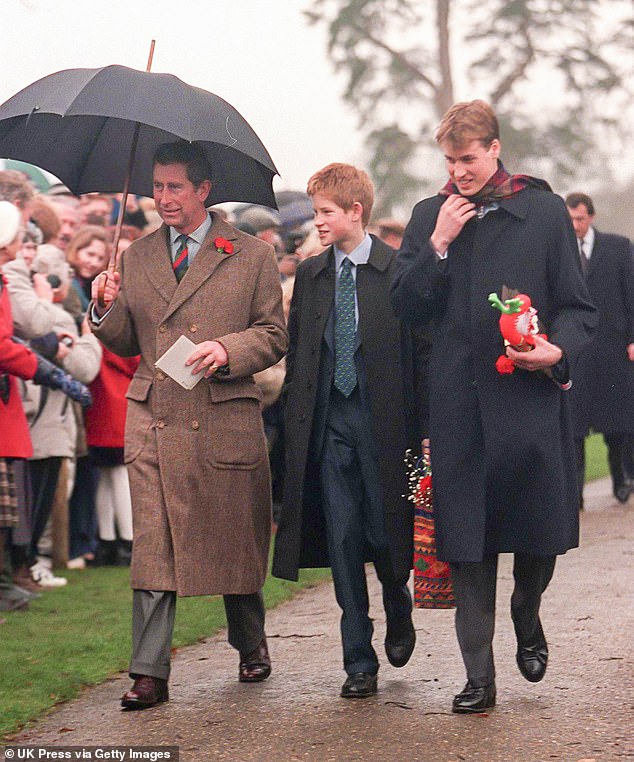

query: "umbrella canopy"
(0, 65), (278, 209)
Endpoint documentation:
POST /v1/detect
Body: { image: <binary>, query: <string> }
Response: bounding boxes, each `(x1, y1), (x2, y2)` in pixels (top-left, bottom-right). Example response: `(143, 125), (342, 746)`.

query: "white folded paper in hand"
(154, 335), (206, 390)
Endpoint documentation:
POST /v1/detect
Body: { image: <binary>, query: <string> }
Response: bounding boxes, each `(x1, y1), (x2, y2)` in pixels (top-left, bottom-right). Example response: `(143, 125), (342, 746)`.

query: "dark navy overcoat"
(272, 237), (429, 581)
(390, 188), (598, 562)
(569, 230), (634, 437)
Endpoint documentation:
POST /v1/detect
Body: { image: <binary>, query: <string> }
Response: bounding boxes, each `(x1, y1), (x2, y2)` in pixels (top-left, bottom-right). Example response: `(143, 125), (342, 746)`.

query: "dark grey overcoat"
(272, 237), (428, 582)
(391, 188), (598, 562)
(569, 230), (634, 437)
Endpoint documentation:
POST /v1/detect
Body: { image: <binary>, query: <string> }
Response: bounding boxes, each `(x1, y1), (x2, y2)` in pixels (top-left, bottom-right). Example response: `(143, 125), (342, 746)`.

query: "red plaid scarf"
(439, 161), (551, 204)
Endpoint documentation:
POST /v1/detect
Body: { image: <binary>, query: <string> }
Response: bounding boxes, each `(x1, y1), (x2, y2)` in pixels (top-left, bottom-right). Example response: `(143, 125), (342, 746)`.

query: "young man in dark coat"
(391, 101), (598, 713)
(565, 192), (634, 505)
(272, 163), (428, 699)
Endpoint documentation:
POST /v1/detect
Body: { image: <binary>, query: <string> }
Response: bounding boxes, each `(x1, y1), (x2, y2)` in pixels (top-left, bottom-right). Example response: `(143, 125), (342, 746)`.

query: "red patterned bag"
(406, 451), (455, 609)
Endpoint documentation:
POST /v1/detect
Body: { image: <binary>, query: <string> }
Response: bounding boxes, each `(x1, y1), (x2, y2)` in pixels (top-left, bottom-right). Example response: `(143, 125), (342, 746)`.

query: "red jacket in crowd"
(85, 345), (140, 449)
(0, 275), (38, 458)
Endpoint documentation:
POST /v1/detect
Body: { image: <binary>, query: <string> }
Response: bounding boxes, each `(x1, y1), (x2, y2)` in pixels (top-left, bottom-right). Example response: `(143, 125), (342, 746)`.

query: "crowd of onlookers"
(0, 166), (408, 614)
(0, 170), (155, 612)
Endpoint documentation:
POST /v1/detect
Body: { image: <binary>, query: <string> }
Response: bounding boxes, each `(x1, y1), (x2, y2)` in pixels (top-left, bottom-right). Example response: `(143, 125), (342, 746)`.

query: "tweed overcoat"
(91, 213), (287, 596)
(391, 188), (598, 562)
(272, 237), (428, 582)
(569, 230), (634, 437)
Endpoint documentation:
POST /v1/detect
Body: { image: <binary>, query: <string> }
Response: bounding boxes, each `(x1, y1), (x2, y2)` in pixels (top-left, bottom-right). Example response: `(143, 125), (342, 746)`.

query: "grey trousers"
(449, 554), (556, 687)
(129, 589), (266, 680)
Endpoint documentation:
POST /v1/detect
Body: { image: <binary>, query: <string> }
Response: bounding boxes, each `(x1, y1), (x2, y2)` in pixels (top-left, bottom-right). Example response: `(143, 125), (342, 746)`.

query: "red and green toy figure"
(488, 291), (547, 375)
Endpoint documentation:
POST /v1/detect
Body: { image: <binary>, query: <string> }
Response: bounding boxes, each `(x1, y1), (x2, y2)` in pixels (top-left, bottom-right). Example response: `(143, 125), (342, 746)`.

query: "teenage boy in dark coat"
(273, 164), (429, 699)
(391, 101), (598, 713)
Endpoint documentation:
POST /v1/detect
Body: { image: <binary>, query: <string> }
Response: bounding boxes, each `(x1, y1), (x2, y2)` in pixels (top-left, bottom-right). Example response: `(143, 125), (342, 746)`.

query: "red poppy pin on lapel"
(214, 237), (234, 255)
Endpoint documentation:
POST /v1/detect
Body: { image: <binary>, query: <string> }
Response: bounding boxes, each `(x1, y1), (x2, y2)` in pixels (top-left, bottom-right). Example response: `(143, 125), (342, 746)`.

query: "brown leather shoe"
(121, 675), (168, 710)
(239, 637), (271, 683)
(13, 567), (42, 593)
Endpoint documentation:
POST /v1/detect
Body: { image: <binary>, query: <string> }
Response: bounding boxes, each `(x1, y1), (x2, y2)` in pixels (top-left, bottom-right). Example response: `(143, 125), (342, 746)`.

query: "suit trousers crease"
(449, 553), (556, 687)
(129, 588), (266, 680)
(320, 388), (410, 676)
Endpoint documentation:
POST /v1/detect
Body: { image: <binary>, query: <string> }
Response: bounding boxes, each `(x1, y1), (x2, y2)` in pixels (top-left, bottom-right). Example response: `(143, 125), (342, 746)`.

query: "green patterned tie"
(334, 257), (357, 397)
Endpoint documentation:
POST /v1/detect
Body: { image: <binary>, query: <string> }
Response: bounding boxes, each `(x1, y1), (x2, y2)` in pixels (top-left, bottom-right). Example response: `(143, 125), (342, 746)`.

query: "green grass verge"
(584, 431), (610, 483)
(0, 563), (331, 740)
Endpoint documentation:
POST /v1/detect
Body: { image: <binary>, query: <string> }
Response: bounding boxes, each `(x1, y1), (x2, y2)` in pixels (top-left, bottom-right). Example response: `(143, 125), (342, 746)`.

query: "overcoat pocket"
(126, 376), (153, 402)
(124, 376), (153, 464)
(207, 396), (266, 470)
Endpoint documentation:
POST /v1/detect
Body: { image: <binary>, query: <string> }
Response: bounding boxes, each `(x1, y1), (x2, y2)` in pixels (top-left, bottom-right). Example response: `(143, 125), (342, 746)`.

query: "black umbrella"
(0, 64), (279, 210)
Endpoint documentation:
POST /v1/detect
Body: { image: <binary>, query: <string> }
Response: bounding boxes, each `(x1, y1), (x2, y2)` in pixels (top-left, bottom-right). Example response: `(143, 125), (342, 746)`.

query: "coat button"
(156, 419), (165, 429)
(299, 414), (306, 422)
(190, 324), (198, 333)
(471, 380), (478, 387)
(307, 381), (313, 390)
(191, 420), (200, 430)
(315, 312), (321, 319)
(159, 324), (167, 333)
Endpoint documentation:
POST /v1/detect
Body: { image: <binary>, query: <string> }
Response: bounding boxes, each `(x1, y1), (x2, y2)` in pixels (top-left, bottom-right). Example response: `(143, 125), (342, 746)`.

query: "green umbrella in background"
(4, 158), (52, 193)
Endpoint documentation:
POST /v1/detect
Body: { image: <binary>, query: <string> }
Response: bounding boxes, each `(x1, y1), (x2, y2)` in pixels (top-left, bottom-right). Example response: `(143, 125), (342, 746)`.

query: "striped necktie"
(173, 235), (189, 282)
(334, 257), (357, 397)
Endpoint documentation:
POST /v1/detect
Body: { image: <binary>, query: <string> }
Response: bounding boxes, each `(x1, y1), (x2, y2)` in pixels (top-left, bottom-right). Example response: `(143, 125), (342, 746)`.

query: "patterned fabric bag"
(405, 451), (455, 609)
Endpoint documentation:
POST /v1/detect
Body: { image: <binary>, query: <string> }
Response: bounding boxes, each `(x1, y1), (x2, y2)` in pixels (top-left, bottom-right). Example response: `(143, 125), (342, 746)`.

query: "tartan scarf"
(439, 161), (552, 204)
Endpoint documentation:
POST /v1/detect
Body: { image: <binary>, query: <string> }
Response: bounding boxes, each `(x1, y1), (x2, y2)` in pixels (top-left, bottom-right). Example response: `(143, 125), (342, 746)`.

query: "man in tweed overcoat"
(91, 142), (287, 709)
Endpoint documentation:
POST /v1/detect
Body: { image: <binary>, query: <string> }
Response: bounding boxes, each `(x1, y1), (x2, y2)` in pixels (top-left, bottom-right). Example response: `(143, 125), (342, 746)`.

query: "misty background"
(1, 0), (632, 235)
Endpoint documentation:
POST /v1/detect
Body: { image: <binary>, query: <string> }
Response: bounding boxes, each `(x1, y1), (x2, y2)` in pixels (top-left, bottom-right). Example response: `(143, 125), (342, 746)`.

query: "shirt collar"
(169, 213), (212, 247)
(334, 233), (372, 270)
(581, 226), (595, 251)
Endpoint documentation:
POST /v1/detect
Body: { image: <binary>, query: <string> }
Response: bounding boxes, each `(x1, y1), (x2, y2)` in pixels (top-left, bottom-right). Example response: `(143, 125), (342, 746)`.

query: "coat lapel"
(162, 213), (243, 321)
(137, 226), (179, 305)
(309, 248), (336, 352)
(585, 229), (603, 280)
(357, 236), (393, 350)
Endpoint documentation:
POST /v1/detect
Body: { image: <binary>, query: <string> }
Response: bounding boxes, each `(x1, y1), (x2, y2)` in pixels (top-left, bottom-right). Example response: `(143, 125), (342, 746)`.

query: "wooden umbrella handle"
(97, 40), (156, 309)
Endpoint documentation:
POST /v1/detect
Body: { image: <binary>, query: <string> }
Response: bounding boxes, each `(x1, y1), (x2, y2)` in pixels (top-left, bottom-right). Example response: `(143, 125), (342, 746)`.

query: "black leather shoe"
(615, 484), (631, 504)
(516, 643), (548, 682)
(341, 672), (378, 699)
(239, 637), (271, 683)
(385, 616), (416, 668)
(121, 675), (168, 710)
(452, 681), (496, 714)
